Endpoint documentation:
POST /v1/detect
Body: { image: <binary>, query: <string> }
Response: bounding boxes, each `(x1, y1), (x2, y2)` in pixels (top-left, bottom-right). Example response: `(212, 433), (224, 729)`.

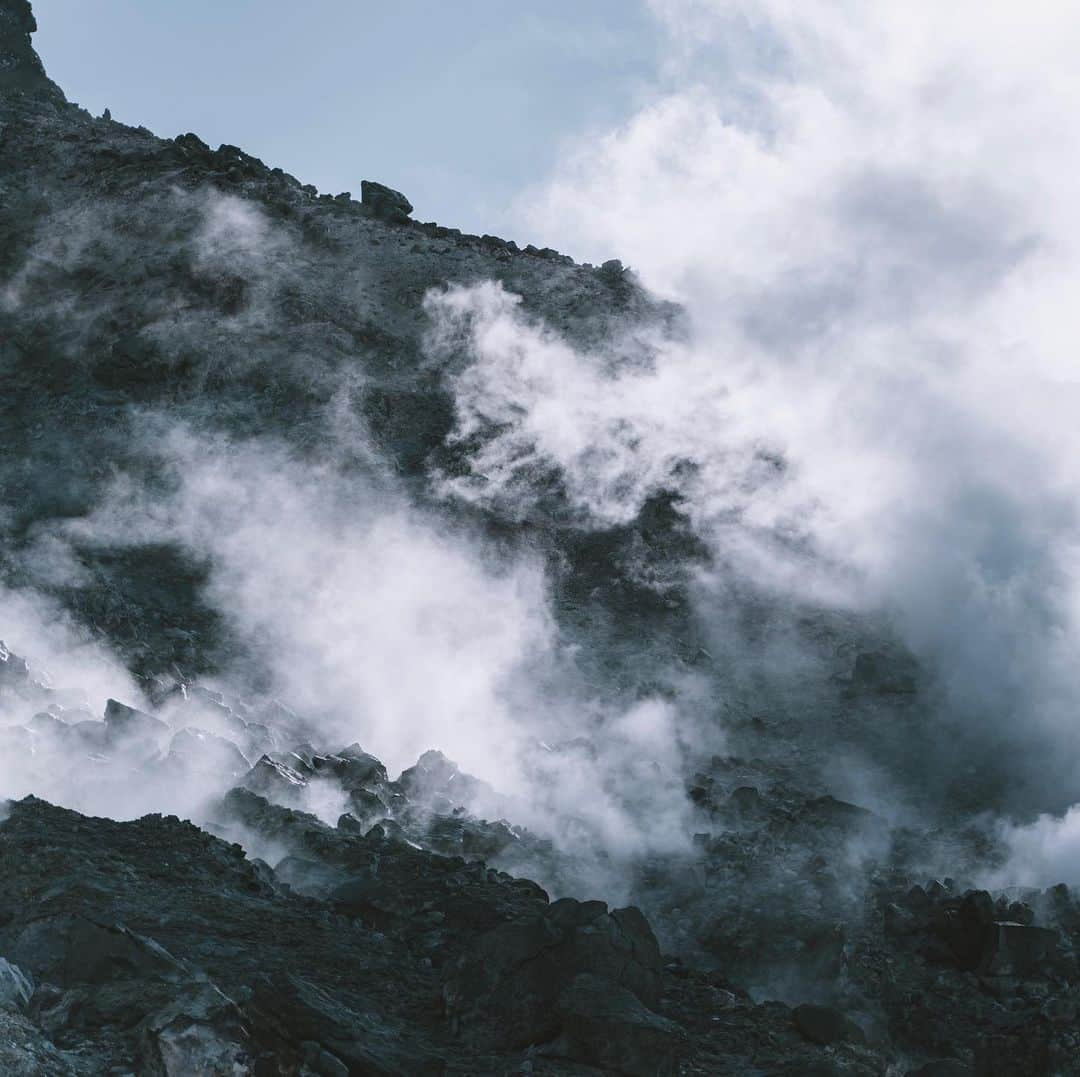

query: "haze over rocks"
(2, 3), (1080, 1074)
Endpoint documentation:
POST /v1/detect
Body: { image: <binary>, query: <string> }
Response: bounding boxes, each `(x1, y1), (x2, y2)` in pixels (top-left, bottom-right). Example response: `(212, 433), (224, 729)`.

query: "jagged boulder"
(104, 699), (170, 755)
(249, 973), (443, 1074)
(443, 896), (663, 1048)
(554, 973), (685, 1076)
(10, 915), (187, 988)
(274, 855), (343, 898)
(169, 727), (250, 776)
(0, 0), (62, 98)
(0, 1007), (75, 1075)
(137, 982), (251, 1077)
(398, 749), (491, 813)
(0, 640), (29, 687)
(360, 179), (413, 223)
(67, 719), (109, 753)
(26, 712), (67, 740)
(217, 786), (333, 848)
(316, 743), (388, 790)
(240, 755), (310, 806)
(934, 889), (1059, 975)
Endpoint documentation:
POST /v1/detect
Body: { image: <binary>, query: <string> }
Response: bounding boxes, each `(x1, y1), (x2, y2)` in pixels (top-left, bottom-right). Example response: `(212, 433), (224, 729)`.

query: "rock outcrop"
(360, 178), (413, 223)
(0, 0), (62, 98)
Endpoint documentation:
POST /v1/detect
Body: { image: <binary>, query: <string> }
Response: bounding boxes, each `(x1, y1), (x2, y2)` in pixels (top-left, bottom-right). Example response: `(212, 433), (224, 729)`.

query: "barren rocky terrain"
(1, 2), (1077, 1074)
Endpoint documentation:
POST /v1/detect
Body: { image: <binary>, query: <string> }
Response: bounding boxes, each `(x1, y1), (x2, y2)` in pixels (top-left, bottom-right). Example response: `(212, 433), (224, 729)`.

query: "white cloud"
(993, 805), (1080, 888)
(457, 0), (1080, 823)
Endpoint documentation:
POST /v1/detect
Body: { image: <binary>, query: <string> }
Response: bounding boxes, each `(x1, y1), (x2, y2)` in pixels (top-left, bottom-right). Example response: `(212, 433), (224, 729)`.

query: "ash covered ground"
(2, 2), (1080, 1074)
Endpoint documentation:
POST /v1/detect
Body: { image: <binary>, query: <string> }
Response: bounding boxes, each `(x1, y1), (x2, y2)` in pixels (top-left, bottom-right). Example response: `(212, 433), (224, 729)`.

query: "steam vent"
(1, 1), (1079, 1074)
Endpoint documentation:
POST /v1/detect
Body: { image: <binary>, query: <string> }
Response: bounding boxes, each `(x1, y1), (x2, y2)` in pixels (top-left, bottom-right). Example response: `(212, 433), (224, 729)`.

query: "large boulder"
(982, 921), (1058, 977)
(250, 973), (442, 1075)
(0, 1007), (75, 1075)
(554, 973), (685, 1076)
(169, 727), (249, 777)
(310, 746), (396, 820)
(360, 180), (413, 223)
(240, 755), (310, 806)
(0, 0), (64, 98)
(67, 720), (109, 753)
(0, 641), (29, 683)
(26, 712), (67, 741)
(443, 896), (662, 1048)
(398, 749), (493, 814)
(104, 699), (170, 756)
(321, 743), (388, 789)
(935, 889), (1058, 975)
(217, 787), (333, 849)
(10, 915), (186, 988)
(137, 982), (251, 1077)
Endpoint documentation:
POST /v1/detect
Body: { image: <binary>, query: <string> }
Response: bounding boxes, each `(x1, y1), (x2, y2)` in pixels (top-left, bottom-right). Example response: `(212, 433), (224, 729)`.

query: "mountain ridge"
(0, 4), (1077, 1075)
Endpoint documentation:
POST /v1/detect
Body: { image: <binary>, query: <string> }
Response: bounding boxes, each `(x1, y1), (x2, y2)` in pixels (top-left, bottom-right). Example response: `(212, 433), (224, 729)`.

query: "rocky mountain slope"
(1, 2), (1077, 1074)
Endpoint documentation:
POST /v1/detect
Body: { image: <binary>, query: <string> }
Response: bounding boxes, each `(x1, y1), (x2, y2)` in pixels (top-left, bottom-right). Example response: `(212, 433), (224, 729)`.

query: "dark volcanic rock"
(0, 641), (30, 687)
(907, 1062), (971, 1077)
(0, 790), (702, 1073)
(443, 895), (663, 1048)
(169, 727), (250, 776)
(934, 888), (1060, 975)
(360, 179), (413, 223)
(0, 958), (32, 1009)
(103, 698), (170, 754)
(0, 0), (679, 702)
(10, 915), (187, 988)
(398, 748), (493, 814)
(137, 981), (251, 1077)
(792, 1003), (866, 1046)
(555, 973), (686, 1076)
(983, 920), (1058, 976)
(241, 754), (311, 805)
(6, 2), (1080, 1075)
(0, 0), (62, 98)
(249, 973), (442, 1075)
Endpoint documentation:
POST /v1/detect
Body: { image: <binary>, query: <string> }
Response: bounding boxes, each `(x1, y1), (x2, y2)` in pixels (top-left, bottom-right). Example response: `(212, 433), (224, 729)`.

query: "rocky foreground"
(0, 641), (1078, 1076)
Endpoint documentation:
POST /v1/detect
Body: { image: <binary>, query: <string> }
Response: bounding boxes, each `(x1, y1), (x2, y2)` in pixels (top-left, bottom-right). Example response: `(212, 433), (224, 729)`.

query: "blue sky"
(33, 1), (660, 242)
